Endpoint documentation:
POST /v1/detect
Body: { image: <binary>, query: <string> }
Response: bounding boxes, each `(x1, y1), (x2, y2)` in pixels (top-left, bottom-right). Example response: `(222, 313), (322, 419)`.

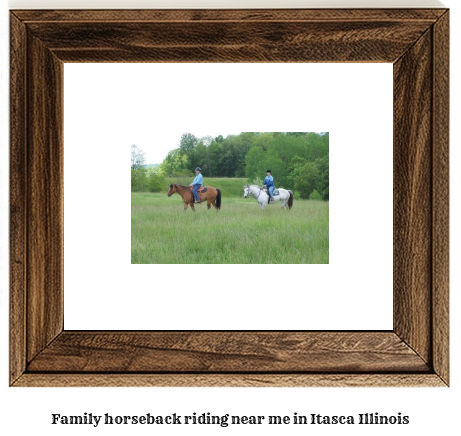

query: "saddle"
(263, 187), (279, 196)
(191, 185), (207, 193)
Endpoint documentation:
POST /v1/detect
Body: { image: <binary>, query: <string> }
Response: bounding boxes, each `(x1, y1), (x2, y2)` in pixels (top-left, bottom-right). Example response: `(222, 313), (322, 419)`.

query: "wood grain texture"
(27, 332), (429, 373)
(9, 13), (28, 385)
(26, 34), (64, 361)
(393, 29), (433, 364)
(432, 11), (449, 385)
(27, 20), (432, 63)
(9, 9), (449, 387)
(13, 373), (446, 388)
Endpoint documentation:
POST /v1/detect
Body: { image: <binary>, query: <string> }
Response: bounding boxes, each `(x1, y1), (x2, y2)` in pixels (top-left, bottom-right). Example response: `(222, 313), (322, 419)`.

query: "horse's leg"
(204, 194), (210, 210)
(187, 192), (195, 212)
(185, 197), (195, 212)
(210, 196), (217, 210)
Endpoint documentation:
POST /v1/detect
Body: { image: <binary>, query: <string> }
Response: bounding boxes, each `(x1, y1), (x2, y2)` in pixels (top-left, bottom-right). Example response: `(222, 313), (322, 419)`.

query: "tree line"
(131, 132), (329, 200)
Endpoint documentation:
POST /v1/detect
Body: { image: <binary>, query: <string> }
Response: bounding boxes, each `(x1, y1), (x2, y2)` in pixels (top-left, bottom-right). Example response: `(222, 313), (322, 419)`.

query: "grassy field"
(131, 190), (329, 264)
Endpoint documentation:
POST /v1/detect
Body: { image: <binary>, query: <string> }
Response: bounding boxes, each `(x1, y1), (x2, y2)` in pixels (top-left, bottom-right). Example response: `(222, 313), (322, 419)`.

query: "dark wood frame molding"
(10, 9), (449, 387)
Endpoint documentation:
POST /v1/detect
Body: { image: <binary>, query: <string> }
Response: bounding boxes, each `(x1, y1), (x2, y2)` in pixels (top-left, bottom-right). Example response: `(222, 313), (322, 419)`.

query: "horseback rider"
(190, 167), (203, 203)
(264, 169), (275, 202)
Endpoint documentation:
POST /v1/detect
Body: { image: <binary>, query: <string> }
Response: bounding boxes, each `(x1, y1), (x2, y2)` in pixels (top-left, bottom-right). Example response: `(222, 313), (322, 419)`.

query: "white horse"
(243, 184), (294, 210)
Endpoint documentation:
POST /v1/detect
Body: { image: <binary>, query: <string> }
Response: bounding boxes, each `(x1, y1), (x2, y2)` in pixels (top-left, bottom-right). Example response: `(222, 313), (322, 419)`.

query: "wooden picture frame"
(10, 9), (449, 387)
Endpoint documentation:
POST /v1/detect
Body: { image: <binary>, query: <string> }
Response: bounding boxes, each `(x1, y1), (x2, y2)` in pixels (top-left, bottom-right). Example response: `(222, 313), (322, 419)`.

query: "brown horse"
(167, 184), (221, 211)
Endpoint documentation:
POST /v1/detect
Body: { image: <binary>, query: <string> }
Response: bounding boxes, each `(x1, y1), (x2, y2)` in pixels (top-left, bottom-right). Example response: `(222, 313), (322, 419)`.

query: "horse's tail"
(216, 188), (222, 210)
(288, 190), (294, 209)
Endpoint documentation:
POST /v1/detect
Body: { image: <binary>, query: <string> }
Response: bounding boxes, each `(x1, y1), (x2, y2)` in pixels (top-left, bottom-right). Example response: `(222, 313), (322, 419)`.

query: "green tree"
(160, 148), (189, 176)
(286, 156), (307, 189)
(131, 168), (147, 191)
(159, 132), (329, 192)
(147, 168), (166, 192)
(189, 143), (209, 175)
(309, 189), (323, 200)
(314, 154), (329, 200)
(294, 162), (320, 199)
(207, 140), (223, 177)
(232, 133), (253, 177)
(218, 146), (236, 177)
(245, 146), (266, 181)
(304, 132), (329, 161)
(179, 133), (198, 155)
(264, 155), (285, 187)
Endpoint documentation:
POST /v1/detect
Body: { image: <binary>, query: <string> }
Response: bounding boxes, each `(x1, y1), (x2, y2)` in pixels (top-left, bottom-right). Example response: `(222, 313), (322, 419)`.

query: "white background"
(64, 63), (392, 330)
(1, 0), (459, 435)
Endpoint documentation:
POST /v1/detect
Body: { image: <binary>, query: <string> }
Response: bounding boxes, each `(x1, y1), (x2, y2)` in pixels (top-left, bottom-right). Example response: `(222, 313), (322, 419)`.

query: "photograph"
(131, 132), (329, 264)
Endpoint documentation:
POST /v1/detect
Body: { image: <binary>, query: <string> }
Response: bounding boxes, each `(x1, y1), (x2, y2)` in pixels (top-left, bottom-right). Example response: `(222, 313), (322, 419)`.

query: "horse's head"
(167, 184), (177, 197)
(243, 185), (250, 198)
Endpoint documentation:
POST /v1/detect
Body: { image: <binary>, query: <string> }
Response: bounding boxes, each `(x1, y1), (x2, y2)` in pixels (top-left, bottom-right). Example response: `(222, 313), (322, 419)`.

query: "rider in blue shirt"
(264, 169), (275, 201)
(190, 167), (203, 203)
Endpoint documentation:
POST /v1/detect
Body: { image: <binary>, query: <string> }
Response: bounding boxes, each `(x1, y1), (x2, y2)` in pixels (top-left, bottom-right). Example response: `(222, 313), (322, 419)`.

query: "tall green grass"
(132, 192), (329, 264)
